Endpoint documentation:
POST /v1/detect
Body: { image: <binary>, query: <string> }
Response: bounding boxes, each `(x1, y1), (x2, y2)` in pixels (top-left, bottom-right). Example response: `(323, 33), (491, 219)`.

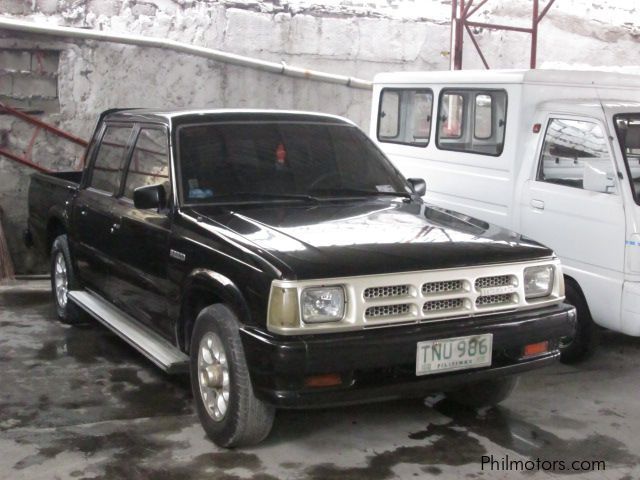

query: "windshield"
(177, 121), (410, 203)
(615, 114), (640, 202)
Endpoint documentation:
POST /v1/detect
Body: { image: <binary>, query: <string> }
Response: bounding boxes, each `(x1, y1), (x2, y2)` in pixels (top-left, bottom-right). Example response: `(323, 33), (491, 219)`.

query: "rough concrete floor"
(0, 280), (638, 480)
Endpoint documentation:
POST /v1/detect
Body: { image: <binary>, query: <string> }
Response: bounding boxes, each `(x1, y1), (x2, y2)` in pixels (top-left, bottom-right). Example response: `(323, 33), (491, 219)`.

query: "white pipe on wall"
(0, 16), (373, 90)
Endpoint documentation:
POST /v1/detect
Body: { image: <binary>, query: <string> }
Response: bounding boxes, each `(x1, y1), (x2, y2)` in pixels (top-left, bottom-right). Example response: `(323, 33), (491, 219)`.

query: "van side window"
(436, 89), (507, 156)
(89, 125), (133, 193)
(123, 127), (170, 201)
(377, 89), (433, 147)
(538, 118), (616, 194)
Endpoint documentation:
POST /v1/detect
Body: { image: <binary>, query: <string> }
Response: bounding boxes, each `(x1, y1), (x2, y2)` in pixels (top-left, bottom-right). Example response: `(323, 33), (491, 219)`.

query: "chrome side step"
(68, 290), (189, 374)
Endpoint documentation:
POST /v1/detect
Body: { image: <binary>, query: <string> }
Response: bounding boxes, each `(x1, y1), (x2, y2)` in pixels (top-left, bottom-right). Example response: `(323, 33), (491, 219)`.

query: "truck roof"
(103, 108), (356, 126)
(373, 69), (640, 89)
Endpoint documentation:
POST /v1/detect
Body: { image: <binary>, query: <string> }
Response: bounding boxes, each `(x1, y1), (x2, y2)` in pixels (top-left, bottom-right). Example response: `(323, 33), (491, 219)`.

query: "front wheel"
(190, 304), (275, 448)
(446, 376), (519, 408)
(50, 235), (84, 325)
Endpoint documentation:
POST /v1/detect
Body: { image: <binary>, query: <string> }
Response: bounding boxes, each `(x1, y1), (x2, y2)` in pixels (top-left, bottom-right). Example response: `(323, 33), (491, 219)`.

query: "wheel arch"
(563, 274), (593, 318)
(177, 269), (252, 354)
(45, 209), (67, 255)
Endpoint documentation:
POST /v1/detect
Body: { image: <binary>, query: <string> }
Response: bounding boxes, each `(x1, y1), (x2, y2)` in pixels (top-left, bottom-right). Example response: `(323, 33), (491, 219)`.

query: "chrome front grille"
(475, 275), (516, 290)
(476, 293), (516, 307)
(363, 284), (410, 300)
(423, 298), (465, 313)
(359, 266), (531, 327)
(422, 280), (464, 295)
(365, 303), (412, 318)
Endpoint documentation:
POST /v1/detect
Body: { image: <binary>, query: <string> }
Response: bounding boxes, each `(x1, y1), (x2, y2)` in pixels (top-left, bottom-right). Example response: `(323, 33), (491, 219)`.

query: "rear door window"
(89, 125), (134, 193)
(377, 89), (433, 147)
(123, 127), (170, 201)
(436, 89), (507, 156)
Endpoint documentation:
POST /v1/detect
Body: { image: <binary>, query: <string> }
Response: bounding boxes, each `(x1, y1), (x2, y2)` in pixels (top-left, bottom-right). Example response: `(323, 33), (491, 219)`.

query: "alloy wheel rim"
(53, 252), (68, 308)
(197, 332), (230, 421)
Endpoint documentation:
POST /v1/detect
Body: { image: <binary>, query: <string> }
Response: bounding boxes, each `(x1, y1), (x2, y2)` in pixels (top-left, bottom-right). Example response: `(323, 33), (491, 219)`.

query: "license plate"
(416, 334), (493, 376)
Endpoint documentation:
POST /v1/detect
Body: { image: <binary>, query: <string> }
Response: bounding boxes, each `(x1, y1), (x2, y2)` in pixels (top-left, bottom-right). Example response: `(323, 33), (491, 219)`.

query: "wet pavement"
(1, 280), (639, 480)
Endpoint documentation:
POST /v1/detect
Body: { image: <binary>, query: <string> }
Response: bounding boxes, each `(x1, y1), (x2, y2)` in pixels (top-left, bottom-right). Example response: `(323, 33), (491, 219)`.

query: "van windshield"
(615, 114), (640, 201)
(177, 122), (410, 204)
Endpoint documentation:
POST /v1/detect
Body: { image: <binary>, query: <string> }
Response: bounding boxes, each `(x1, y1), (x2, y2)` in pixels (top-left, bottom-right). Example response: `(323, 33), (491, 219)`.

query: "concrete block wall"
(0, 0), (639, 273)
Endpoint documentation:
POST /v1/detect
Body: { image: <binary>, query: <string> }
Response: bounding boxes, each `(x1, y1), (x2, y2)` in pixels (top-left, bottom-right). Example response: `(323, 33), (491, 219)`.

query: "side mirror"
(133, 184), (166, 210)
(583, 163), (615, 194)
(407, 178), (427, 196)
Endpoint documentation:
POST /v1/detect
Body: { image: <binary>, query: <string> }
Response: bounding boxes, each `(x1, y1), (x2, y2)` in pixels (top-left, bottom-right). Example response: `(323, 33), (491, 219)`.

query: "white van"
(370, 69), (640, 361)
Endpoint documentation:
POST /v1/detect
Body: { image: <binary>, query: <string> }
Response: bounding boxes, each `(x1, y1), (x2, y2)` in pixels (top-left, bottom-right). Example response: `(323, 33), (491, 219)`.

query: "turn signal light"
(304, 373), (342, 388)
(523, 341), (549, 357)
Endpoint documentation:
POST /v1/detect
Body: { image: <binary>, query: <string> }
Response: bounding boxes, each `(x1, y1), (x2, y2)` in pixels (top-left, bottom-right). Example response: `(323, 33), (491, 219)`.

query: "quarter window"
(123, 128), (170, 200)
(377, 89), (433, 147)
(90, 125), (133, 193)
(538, 118), (616, 194)
(436, 89), (507, 156)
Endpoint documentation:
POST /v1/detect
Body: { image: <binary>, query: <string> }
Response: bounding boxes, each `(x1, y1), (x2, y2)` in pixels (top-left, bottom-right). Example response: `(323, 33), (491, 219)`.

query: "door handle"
(530, 199), (545, 210)
(110, 223), (121, 234)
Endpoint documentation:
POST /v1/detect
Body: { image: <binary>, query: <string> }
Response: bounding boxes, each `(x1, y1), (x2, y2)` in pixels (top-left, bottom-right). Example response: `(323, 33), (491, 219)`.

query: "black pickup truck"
(27, 108), (575, 447)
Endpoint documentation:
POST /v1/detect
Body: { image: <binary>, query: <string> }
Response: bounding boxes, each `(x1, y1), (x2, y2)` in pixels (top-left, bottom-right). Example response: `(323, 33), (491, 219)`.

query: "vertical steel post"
(451, 0), (465, 70)
(531, 0), (539, 69)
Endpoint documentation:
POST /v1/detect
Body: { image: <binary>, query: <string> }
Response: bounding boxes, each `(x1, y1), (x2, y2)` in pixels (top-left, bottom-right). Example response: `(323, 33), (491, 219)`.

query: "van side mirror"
(583, 163), (615, 194)
(134, 184), (166, 210)
(408, 178), (427, 196)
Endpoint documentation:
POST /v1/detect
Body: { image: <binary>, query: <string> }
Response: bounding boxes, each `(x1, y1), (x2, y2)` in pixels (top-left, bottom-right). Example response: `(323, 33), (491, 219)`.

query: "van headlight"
(301, 286), (345, 323)
(524, 265), (554, 299)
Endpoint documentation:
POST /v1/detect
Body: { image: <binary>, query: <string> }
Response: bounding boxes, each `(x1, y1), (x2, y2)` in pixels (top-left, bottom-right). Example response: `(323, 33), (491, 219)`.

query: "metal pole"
(450, 0), (457, 70)
(531, 0), (539, 69)
(0, 17), (372, 90)
(452, 0), (465, 70)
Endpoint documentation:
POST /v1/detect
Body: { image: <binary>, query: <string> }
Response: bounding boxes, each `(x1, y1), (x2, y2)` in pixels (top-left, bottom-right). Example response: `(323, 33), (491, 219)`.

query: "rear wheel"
(446, 376), (519, 408)
(190, 304), (275, 448)
(50, 235), (84, 325)
(559, 282), (599, 363)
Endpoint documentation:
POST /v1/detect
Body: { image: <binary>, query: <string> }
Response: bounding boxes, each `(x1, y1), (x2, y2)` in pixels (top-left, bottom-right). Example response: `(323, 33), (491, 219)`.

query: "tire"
(50, 235), (84, 325)
(446, 376), (519, 408)
(559, 282), (599, 364)
(190, 304), (275, 448)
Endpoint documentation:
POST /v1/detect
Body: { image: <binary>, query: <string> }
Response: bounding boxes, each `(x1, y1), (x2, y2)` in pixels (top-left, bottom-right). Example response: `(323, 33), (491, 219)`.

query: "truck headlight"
(524, 265), (554, 299)
(301, 286), (345, 323)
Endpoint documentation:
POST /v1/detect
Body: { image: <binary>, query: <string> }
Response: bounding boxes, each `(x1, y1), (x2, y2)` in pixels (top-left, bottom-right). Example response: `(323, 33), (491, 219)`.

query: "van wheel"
(559, 283), (599, 364)
(190, 304), (275, 448)
(446, 376), (519, 408)
(50, 235), (83, 325)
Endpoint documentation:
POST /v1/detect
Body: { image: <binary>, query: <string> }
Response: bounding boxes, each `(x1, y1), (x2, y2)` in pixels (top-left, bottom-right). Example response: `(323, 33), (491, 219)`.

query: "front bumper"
(241, 303), (576, 408)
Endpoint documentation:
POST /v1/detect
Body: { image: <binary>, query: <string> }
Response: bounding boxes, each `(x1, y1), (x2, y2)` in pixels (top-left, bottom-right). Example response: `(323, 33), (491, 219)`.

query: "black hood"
(186, 199), (553, 280)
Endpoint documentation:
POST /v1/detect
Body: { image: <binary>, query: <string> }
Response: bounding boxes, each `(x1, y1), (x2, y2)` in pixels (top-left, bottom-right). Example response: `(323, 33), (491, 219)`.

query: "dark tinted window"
(123, 128), (170, 200)
(90, 125), (133, 193)
(178, 122), (409, 203)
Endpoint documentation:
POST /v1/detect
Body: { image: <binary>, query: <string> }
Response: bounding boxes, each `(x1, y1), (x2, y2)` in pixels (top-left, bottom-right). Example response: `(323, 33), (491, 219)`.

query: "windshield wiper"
(206, 192), (322, 203)
(309, 187), (413, 199)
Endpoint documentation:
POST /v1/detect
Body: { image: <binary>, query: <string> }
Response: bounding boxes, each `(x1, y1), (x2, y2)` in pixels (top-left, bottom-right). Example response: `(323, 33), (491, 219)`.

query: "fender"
(176, 268), (253, 351)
